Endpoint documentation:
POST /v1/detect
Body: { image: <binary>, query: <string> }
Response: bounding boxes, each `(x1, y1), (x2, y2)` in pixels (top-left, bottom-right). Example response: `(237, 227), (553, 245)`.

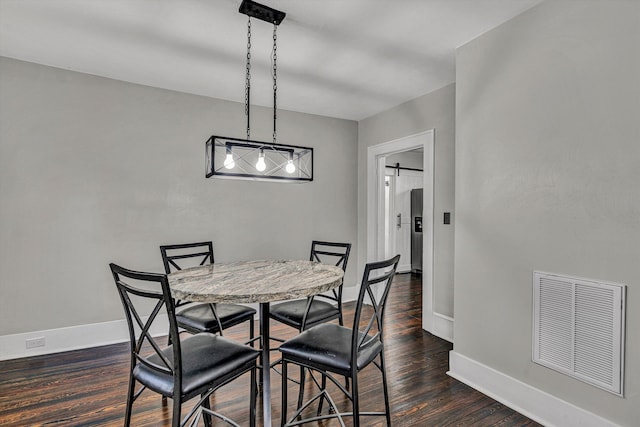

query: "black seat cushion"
(279, 323), (383, 375)
(270, 299), (339, 329)
(176, 303), (256, 333)
(133, 333), (259, 397)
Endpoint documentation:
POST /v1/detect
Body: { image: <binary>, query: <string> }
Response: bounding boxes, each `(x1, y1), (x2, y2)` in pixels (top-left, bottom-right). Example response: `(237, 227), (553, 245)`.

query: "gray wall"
(358, 83), (455, 318)
(0, 57), (358, 336)
(454, 1), (639, 424)
(386, 150), (424, 170)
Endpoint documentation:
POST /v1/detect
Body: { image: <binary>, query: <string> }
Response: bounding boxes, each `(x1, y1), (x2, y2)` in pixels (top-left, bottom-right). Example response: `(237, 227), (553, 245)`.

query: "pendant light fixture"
(205, 0), (313, 182)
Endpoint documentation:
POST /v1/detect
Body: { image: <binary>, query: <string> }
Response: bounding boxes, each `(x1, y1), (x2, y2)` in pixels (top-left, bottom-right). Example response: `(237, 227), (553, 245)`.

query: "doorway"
(367, 130), (435, 333)
(383, 151), (423, 273)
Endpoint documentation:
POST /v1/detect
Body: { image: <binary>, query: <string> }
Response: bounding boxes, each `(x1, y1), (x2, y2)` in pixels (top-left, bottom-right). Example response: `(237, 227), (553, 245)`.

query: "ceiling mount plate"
(239, 0), (286, 25)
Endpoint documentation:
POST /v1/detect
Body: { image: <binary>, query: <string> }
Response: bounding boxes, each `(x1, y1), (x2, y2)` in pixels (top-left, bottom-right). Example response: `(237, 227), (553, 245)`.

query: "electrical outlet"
(26, 337), (45, 349)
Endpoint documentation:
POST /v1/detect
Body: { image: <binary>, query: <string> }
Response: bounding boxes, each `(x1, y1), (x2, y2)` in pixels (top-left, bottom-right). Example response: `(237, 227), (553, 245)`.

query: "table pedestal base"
(260, 303), (272, 426)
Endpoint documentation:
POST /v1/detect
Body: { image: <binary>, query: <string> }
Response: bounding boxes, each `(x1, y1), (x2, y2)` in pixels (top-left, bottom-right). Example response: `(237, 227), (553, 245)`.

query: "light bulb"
(256, 151), (266, 172)
(223, 152), (235, 169)
(285, 159), (296, 174)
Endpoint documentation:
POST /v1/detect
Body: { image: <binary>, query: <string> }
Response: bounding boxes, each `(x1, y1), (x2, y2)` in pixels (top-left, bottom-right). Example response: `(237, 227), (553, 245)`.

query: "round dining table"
(168, 259), (345, 426)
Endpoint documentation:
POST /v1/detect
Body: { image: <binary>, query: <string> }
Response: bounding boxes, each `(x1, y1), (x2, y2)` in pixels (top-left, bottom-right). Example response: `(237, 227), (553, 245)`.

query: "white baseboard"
(0, 288), (365, 362)
(447, 351), (620, 427)
(431, 312), (454, 342)
(0, 284), (363, 361)
(396, 263), (412, 274)
(0, 314), (169, 361)
(342, 284), (358, 302)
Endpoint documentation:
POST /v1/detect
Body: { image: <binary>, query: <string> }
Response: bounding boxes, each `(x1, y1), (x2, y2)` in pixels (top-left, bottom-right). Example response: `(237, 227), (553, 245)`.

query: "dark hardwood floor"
(0, 274), (540, 426)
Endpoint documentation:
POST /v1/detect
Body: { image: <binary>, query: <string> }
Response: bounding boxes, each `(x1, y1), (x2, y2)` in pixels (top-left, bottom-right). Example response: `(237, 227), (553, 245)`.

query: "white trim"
(0, 283), (365, 361)
(0, 284), (363, 361)
(447, 351), (621, 427)
(0, 315), (169, 361)
(385, 171), (397, 262)
(432, 312), (454, 342)
(366, 130), (436, 333)
(342, 284), (358, 303)
(376, 155), (387, 260)
(396, 264), (412, 274)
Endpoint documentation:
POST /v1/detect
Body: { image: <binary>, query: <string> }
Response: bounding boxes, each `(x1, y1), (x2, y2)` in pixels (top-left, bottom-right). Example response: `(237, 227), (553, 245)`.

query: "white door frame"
(366, 130), (434, 332)
(384, 172), (396, 260)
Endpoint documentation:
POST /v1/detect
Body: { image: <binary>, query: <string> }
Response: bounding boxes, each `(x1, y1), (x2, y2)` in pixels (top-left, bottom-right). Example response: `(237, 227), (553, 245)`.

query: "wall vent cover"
(533, 271), (626, 396)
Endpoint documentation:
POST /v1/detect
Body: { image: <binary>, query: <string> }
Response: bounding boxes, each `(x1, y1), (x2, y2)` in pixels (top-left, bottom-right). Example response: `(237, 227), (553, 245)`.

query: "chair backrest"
(310, 240), (351, 305)
(110, 263), (182, 390)
(160, 241), (214, 274)
(351, 254), (401, 361)
(310, 240), (351, 272)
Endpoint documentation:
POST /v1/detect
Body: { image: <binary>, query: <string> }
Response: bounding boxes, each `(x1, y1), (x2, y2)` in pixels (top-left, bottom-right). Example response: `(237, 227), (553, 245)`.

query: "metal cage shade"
(205, 136), (313, 182)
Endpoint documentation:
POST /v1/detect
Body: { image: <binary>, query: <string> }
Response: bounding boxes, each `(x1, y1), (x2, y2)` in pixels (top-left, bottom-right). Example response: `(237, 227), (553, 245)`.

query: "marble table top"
(168, 259), (344, 304)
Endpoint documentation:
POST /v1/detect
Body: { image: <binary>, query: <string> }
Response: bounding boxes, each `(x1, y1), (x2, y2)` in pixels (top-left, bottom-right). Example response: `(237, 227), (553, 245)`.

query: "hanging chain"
(245, 17), (251, 140)
(272, 24), (278, 144)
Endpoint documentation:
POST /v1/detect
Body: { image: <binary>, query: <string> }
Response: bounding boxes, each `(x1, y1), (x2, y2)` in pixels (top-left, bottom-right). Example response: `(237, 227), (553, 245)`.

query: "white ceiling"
(0, 0), (541, 121)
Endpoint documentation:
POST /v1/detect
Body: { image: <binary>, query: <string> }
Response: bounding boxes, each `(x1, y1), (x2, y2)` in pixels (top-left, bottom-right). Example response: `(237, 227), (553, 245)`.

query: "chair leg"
(172, 395), (181, 427)
(258, 344), (263, 393)
(250, 365), (257, 427)
(296, 366), (306, 410)
(351, 371), (360, 427)
(316, 373), (327, 416)
(379, 352), (391, 426)
(164, 332), (172, 406)
(337, 315), (350, 391)
(249, 317), (255, 347)
(124, 376), (135, 427)
(249, 319), (261, 395)
(281, 360), (288, 427)
(201, 393), (213, 427)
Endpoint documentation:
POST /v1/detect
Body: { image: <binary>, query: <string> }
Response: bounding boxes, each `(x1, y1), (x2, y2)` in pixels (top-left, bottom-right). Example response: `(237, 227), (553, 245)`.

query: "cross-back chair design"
(270, 240), (352, 406)
(160, 242), (256, 344)
(110, 263), (259, 427)
(270, 241), (352, 332)
(278, 254), (401, 427)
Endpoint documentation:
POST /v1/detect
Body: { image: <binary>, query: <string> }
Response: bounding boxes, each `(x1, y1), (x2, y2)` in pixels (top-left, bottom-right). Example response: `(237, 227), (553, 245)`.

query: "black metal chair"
(269, 241), (351, 404)
(160, 242), (256, 344)
(270, 241), (351, 331)
(279, 254), (401, 427)
(110, 263), (259, 427)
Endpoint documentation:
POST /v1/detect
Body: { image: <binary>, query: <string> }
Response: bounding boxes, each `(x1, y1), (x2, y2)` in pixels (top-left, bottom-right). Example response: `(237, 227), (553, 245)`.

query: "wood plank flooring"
(0, 274), (541, 426)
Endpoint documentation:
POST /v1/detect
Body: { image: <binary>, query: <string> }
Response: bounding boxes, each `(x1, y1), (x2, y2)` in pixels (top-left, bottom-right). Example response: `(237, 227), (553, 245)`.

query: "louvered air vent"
(533, 272), (626, 396)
